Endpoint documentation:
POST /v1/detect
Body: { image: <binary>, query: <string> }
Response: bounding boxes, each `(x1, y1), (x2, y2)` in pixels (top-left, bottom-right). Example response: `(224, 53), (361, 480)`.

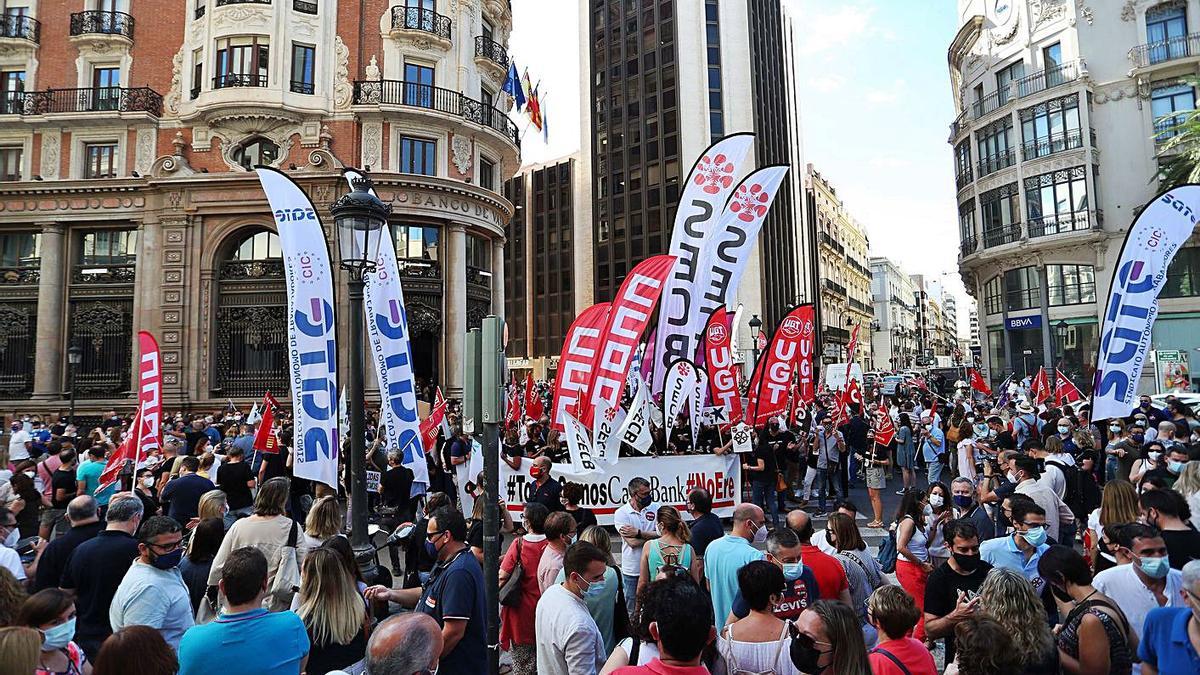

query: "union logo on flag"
(694, 152), (735, 195)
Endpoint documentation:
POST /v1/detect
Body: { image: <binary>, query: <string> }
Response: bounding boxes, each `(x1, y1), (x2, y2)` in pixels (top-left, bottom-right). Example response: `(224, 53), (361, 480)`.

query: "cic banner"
(1093, 185), (1200, 420)
(705, 307), (742, 425)
(652, 133), (756, 394)
(581, 254), (676, 427)
(344, 169), (428, 485)
(257, 168), (340, 489)
(552, 303), (611, 430)
(747, 304), (816, 426)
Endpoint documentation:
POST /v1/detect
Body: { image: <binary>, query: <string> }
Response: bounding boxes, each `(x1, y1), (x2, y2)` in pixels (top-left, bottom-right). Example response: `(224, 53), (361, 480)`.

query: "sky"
(507, 0), (973, 338)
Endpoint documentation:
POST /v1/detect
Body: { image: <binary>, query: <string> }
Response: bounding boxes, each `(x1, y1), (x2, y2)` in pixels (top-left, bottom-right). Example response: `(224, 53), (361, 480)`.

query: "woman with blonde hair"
(1173, 460), (1200, 530)
(0, 626), (41, 675)
(296, 547), (368, 675)
(977, 567), (1058, 674)
(206, 476), (299, 611)
(1086, 479), (1139, 573)
(637, 505), (699, 593)
(196, 489), (228, 528)
(300, 495), (343, 558)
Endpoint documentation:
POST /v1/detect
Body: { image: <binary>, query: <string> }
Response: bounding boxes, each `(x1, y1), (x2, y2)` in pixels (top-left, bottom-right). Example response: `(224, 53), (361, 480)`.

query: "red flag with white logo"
(524, 373), (544, 421)
(1032, 366), (1052, 405)
(97, 407), (141, 494)
(420, 399), (448, 453)
(746, 304), (815, 426)
(1055, 373), (1084, 406)
(968, 368), (992, 396)
(704, 307), (742, 425)
(873, 402), (897, 446)
(254, 392), (280, 453)
(552, 303), (612, 431)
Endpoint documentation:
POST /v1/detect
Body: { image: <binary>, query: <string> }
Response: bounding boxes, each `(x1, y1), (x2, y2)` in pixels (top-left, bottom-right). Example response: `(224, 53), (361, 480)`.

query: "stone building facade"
(0, 0), (519, 419)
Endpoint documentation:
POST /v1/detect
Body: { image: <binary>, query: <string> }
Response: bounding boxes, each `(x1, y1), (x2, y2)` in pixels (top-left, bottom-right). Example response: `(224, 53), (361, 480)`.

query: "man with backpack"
(1034, 438), (1081, 544)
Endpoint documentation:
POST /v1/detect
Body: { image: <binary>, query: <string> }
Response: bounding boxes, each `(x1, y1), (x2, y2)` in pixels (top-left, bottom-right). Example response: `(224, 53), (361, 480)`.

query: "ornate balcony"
(982, 223), (1022, 249)
(352, 81), (519, 147)
(389, 6), (452, 49)
(955, 166), (973, 191)
(466, 265), (492, 288)
(397, 258), (441, 279)
(213, 73), (268, 90)
(822, 278), (847, 297)
(1131, 32), (1200, 70)
(960, 236), (978, 257)
(474, 35), (508, 80)
(977, 149), (1016, 177)
(4, 87), (163, 117)
(217, 0), (272, 5)
(0, 267), (39, 285)
(292, 0), (317, 14)
(1013, 61), (1080, 98)
(0, 14), (39, 44)
(1027, 211), (1093, 239)
(72, 264), (136, 285)
(1021, 128), (1085, 161)
(69, 11), (134, 43)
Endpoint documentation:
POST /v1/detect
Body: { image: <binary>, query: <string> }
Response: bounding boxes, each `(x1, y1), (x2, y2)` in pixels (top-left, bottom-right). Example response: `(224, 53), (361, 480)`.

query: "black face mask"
(951, 552), (980, 573)
(1050, 583), (1073, 604)
(789, 631), (828, 674)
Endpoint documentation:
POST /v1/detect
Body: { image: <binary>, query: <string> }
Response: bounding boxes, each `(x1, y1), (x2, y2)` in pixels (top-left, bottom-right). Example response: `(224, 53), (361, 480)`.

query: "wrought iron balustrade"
(72, 264), (136, 285)
(971, 90), (1003, 119)
(1014, 60), (1080, 98)
(960, 236), (978, 257)
(1022, 128), (1083, 160)
(982, 223), (1022, 248)
(391, 6), (451, 42)
(977, 149), (1015, 177)
(353, 81), (519, 146)
(397, 258), (442, 279)
(293, 0), (317, 14)
(17, 87), (163, 116)
(475, 35), (508, 66)
(69, 11), (134, 39)
(1027, 211), (1091, 238)
(1132, 32), (1200, 68)
(0, 14), (39, 42)
(466, 265), (492, 287)
(217, 0), (272, 5)
(213, 73), (269, 89)
(955, 166), (973, 190)
(220, 259), (285, 280)
(0, 303), (35, 400)
(290, 80), (314, 94)
(0, 267), (38, 284)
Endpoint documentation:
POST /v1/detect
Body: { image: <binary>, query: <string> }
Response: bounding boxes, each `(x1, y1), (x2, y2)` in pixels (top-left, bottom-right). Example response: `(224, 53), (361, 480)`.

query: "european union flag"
(503, 61), (526, 110)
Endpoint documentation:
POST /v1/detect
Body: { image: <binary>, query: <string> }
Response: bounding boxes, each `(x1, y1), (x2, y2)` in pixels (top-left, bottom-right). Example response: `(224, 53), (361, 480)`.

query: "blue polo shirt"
(703, 535), (765, 632)
(417, 547), (486, 674)
(920, 427), (945, 463)
(1139, 607), (1200, 675)
(178, 607), (309, 675)
(979, 534), (1050, 596)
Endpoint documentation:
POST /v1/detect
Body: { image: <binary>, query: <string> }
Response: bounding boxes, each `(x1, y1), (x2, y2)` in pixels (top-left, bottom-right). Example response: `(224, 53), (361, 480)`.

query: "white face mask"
(929, 494), (944, 508)
(3, 528), (18, 549)
(141, 477), (155, 488)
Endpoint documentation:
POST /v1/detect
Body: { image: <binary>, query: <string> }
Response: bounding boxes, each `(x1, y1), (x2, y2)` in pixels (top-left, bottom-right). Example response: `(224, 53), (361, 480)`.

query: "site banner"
(552, 303), (611, 430)
(747, 304), (816, 425)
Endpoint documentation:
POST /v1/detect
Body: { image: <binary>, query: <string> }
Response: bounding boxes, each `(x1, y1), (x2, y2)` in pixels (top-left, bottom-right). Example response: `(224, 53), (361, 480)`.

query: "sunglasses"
(425, 529), (448, 541)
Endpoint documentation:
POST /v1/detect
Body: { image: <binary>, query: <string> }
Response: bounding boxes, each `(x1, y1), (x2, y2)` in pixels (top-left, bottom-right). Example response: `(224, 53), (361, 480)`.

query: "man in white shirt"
(7, 420), (30, 464)
(613, 476), (659, 613)
(1092, 523), (1185, 675)
(535, 541), (608, 675)
(1010, 455), (1073, 542)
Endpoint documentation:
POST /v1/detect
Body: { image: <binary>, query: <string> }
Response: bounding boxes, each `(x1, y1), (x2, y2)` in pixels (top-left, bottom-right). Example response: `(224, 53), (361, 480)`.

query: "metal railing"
(949, 109), (969, 139)
(1131, 32), (1200, 68)
(72, 264), (137, 284)
(190, 84), (200, 100)
(818, 232), (844, 254)
(217, 0), (272, 5)
(0, 14), (39, 43)
(1021, 128), (1084, 160)
(466, 265), (491, 287)
(971, 90), (1003, 119)
(391, 6), (451, 42)
(822, 278), (846, 296)
(960, 236), (978, 257)
(983, 222), (1023, 248)
(353, 81), (519, 146)
(1027, 211), (1091, 238)
(824, 326), (850, 343)
(475, 35), (507, 67)
(397, 259), (441, 279)
(955, 166), (973, 190)
(290, 80), (314, 95)
(293, 0), (317, 14)
(2, 87), (162, 116)
(69, 11), (134, 39)
(1013, 60), (1080, 98)
(0, 267), (39, 284)
(213, 73), (268, 89)
(977, 149), (1016, 177)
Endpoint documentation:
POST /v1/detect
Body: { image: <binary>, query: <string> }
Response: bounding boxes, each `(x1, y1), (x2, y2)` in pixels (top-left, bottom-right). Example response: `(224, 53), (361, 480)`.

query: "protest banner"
(499, 454), (741, 526)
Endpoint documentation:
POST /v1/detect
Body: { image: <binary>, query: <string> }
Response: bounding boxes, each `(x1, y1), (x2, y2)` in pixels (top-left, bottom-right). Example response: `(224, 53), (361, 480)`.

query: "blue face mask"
(575, 573), (605, 598)
(952, 494), (973, 509)
(1168, 460), (1186, 474)
(41, 617), (76, 650)
(782, 562), (805, 581)
(1020, 526), (1047, 547)
(1138, 555), (1170, 579)
(151, 548), (183, 570)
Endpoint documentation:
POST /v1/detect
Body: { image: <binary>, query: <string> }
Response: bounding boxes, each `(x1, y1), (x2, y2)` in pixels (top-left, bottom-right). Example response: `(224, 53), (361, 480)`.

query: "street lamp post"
(67, 344), (82, 426)
(748, 314), (763, 374)
(330, 175), (390, 579)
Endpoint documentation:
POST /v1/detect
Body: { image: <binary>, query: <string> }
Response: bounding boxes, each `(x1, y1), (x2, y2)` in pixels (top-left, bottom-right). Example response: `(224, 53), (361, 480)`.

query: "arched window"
(213, 229), (288, 397)
(232, 137), (280, 170)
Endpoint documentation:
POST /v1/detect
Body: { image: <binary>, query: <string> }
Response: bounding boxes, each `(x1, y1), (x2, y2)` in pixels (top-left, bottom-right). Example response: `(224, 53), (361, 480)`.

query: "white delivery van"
(823, 363), (863, 391)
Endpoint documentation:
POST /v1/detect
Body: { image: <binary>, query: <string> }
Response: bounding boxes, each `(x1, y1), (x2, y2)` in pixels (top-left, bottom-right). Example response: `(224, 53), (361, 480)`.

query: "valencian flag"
(967, 368), (992, 396)
(1032, 366), (1052, 405)
(1056, 374), (1084, 406)
(524, 373), (544, 421)
(503, 60), (526, 110)
(253, 392), (281, 453)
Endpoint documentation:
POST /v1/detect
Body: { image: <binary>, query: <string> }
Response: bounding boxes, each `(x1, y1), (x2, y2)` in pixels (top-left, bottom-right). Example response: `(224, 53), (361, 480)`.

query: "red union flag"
(524, 373), (544, 421)
(968, 368), (992, 395)
(420, 399), (448, 453)
(254, 392), (281, 453)
(136, 331), (161, 454)
(580, 255), (676, 428)
(1032, 366), (1052, 405)
(747, 304), (815, 426)
(874, 403), (897, 445)
(705, 307), (742, 424)
(552, 303), (612, 431)
(1056, 373), (1084, 406)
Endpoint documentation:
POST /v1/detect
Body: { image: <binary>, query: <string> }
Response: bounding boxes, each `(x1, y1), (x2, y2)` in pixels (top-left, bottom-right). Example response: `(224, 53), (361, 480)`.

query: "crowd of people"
(0, 373), (1197, 674)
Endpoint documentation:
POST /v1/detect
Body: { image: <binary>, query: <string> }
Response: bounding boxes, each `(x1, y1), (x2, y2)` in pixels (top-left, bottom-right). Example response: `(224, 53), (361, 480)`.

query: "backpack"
(876, 525), (898, 574)
(1046, 459), (1082, 513)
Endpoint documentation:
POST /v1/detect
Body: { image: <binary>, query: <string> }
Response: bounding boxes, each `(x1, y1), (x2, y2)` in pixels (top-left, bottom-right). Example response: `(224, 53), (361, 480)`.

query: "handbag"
(268, 518), (302, 604)
(498, 537), (524, 607)
(775, 471), (788, 493)
(194, 585), (219, 625)
(876, 525), (898, 574)
(612, 566), (630, 640)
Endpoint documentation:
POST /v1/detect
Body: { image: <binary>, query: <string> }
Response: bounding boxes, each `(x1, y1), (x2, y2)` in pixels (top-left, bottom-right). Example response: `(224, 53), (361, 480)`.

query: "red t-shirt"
(499, 535), (549, 649)
(868, 638), (938, 675)
(612, 658), (710, 675)
(800, 544), (849, 600)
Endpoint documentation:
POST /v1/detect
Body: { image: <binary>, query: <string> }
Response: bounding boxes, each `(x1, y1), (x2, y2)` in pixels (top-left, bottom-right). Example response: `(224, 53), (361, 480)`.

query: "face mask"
(1006, 471), (1018, 484)
(951, 552), (980, 572)
(1020, 526), (1047, 547)
(3, 528), (17, 549)
(574, 572), (604, 598)
(1109, 425), (1121, 434)
(1057, 426), (1070, 435)
(529, 466), (542, 479)
(788, 632), (829, 674)
(1149, 451), (1162, 462)
(568, 533), (578, 545)
(1168, 460), (1185, 474)
(973, 424), (989, 437)
(1138, 554), (1170, 579)
(41, 617), (76, 651)
(952, 494), (972, 509)
(751, 521), (768, 545)
(141, 477), (155, 488)
(782, 562), (805, 581)
(22, 470), (34, 479)
(151, 547), (183, 570)
(1050, 583), (1073, 604)
(967, 416), (975, 424)
(1133, 433), (1145, 443)
(929, 494), (944, 508)
(424, 538), (441, 560)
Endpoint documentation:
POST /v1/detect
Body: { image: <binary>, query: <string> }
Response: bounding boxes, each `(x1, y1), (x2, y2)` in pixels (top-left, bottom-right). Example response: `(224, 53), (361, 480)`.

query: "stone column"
(33, 223), (65, 400)
(491, 237), (505, 324)
(444, 223), (467, 398)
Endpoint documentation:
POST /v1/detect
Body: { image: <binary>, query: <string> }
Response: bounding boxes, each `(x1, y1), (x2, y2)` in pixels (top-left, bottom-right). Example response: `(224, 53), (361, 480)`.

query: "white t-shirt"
(613, 500), (659, 576)
(1092, 563), (1184, 665)
(7, 429), (30, 462)
(812, 528), (835, 555)
(956, 439), (978, 483)
(617, 637), (660, 667)
(534, 584), (605, 675)
(0, 545), (26, 581)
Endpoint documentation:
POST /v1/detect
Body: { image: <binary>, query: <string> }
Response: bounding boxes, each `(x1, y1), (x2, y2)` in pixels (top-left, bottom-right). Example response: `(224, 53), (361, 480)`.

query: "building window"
(954, 140), (972, 188)
(91, 66), (120, 111)
(1163, 246), (1200, 298)
(84, 143), (117, 179)
(466, 234), (490, 271)
(398, 136), (436, 175)
(1152, 83), (1196, 141)
(0, 147), (21, 181)
(214, 36), (270, 88)
(0, 232), (39, 268)
(479, 156), (495, 191)
(1046, 263), (1096, 306)
(80, 230), (137, 266)
(232, 137), (279, 170)
(0, 70), (24, 115)
(215, 229), (288, 398)
(290, 43), (315, 94)
(1024, 166), (1088, 237)
(976, 117), (1014, 176)
(959, 199), (976, 252)
(979, 183), (1021, 247)
(195, 0), (206, 20)
(394, 225), (439, 260)
(191, 50), (202, 99)
(705, 0), (723, 140)
(1146, 4), (1188, 65)
(995, 59), (1025, 105)
(1004, 266), (1041, 311)
(403, 61), (434, 107)
(1020, 93), (1081, 159)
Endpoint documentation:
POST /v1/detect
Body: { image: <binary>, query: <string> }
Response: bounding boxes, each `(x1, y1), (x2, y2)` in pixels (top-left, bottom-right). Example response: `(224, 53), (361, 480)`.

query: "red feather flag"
(873, 403), (897, 446)
(420, 398), (448, 453)
(1056, 373), (1084, 406)
(524, 373), (544, 421)
(967, 368), (992, 396)
(1032, 367), (1052, 405)
(253, 392), (281, 453)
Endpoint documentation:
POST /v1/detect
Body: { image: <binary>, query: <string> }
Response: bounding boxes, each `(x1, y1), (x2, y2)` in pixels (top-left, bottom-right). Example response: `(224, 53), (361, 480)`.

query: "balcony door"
(1147, 5), (1188, 64)
(0, 71), (23, 115)
(404, 62), (434, 108)
(405, 0), (435, 31)
(92, 67), (120, 111)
